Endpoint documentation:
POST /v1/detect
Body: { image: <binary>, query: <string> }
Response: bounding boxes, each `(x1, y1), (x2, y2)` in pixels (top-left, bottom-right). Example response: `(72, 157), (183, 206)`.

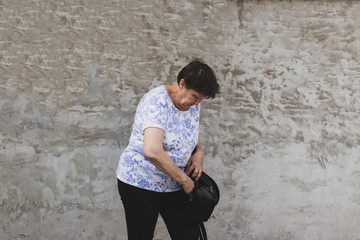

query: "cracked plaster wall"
(1, 1), (360, 239)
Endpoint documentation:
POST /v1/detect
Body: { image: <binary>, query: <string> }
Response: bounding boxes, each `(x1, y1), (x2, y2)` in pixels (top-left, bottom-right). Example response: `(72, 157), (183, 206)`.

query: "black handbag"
(182, 171), (220, 240)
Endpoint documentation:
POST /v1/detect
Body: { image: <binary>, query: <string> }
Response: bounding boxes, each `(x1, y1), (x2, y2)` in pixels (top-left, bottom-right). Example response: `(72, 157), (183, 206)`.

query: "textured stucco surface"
(1, 1), (360, 239)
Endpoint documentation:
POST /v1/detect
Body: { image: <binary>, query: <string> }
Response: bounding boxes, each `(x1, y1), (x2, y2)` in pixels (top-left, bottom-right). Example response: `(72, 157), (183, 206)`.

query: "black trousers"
(118, 179), (200, 240)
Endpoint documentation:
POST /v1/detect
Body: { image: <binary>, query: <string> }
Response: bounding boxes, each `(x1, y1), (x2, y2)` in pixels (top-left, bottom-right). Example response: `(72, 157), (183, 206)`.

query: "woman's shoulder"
(146, 86), (166, 96)
(139, 86), (168, 106)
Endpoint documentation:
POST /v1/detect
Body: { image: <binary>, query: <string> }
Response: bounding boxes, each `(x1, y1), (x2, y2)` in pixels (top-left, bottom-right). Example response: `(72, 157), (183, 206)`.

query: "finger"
(190, 169), (196, 178)
(197, 169), (202, 179)
(192, 169), (202, 179)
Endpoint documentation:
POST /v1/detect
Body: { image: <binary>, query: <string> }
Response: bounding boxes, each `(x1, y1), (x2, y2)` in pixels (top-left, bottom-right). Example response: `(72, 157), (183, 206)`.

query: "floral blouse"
(116, 86), (200, 192)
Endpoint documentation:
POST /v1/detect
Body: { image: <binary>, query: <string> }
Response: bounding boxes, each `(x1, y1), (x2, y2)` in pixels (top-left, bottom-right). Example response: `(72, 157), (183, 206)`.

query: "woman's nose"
(194, 99), (201, 105)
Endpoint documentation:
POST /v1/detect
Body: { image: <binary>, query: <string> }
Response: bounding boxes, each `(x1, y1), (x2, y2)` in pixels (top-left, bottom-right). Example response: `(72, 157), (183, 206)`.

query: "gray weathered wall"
(1, 1), (360, 239)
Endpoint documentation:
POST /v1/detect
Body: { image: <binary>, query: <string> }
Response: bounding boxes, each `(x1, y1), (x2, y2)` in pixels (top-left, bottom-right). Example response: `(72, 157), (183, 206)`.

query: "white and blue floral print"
(116, 86), (200, 192)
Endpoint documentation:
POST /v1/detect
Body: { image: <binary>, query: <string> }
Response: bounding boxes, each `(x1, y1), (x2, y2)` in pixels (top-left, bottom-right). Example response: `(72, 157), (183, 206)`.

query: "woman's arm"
(143, 127), (195, 194)
(186, 137), (204, 179)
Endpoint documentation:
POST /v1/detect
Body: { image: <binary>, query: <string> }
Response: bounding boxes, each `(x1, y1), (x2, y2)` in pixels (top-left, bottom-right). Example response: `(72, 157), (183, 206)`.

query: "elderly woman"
(116, 60), (220, 240)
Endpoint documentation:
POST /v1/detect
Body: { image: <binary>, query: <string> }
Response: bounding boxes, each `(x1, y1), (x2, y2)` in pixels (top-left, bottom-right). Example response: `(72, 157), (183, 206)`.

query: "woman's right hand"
(182, 177), (195, 194)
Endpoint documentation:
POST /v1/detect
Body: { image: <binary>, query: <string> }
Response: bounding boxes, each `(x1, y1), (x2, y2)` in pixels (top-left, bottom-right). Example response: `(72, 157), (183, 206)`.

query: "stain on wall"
(1, 1), (360, 239)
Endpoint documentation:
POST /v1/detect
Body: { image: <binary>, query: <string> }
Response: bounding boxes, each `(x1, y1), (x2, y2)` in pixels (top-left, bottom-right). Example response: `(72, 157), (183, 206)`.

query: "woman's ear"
(179, 79), (185, 89)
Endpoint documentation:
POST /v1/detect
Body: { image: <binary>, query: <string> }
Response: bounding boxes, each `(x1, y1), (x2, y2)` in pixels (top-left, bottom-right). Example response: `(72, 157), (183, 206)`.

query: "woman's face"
(176, 79), (206, 111)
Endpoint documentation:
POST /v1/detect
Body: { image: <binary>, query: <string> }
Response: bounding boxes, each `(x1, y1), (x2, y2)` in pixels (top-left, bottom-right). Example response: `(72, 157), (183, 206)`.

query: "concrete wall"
(1, 0), (360, 239)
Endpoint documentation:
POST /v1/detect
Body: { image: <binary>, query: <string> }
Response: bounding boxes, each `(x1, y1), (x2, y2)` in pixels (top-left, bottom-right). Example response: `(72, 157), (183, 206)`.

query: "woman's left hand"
(186, 148), (204, 180)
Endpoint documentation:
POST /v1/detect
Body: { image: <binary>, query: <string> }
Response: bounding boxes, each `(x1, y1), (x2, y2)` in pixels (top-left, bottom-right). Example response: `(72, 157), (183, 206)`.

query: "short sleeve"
(136, 91), (168, 132)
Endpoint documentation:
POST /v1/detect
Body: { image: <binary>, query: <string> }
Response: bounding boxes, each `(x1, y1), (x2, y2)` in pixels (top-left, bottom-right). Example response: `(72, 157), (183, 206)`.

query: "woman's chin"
(178, 105), (191, 111)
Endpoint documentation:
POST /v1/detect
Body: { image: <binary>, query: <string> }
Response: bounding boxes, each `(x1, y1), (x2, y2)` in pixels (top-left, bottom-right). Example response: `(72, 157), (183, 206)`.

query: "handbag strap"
(198, 222), (207, 240)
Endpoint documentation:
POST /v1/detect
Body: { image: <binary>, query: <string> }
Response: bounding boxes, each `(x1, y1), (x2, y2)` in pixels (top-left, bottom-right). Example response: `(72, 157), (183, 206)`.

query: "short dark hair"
(177, 60), (220, 98)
